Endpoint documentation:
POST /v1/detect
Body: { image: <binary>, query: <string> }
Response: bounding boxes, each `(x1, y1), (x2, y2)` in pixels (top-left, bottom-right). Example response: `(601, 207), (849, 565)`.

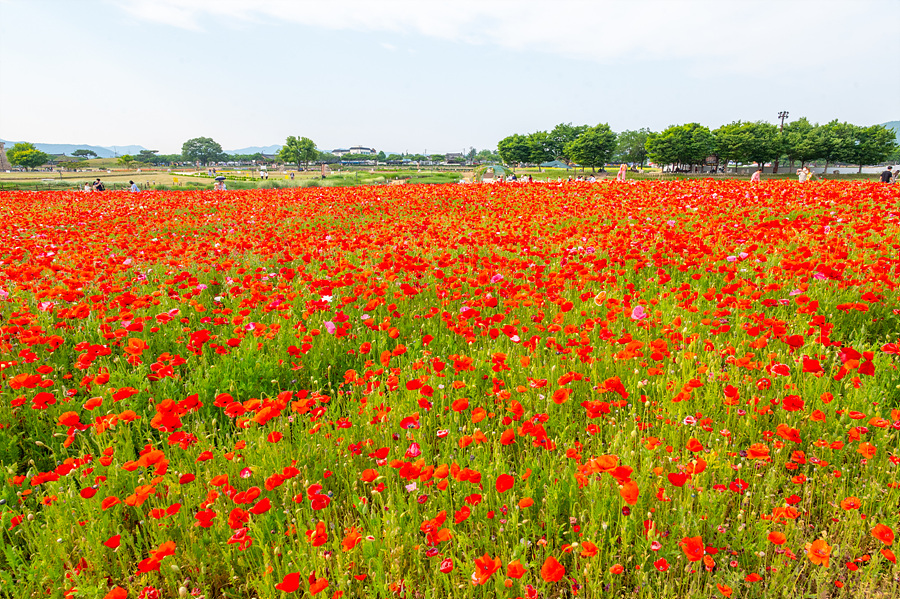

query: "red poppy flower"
(471, 554), (501, 585)
(275, 571), (300, 592)
(873, 524), (895, 546)
(679, 536), (704, 562)
(495, 473), (515, 493)
(507, 559), (526, 579)
(540, 556), (565, 582)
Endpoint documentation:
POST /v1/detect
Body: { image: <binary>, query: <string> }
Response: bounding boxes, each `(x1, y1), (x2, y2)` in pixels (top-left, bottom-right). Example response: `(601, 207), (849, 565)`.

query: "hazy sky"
(1, 0), (897, 154)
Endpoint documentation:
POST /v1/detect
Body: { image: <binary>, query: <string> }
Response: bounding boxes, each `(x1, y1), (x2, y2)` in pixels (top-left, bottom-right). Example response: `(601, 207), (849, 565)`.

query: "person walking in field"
(617, 164), (627, 182)
(750, 168), (762, 183)
(880, 165), (893, 183)
(83, 182), (92, 192)
(797, 166), (810, 183)
(93, 178), (105, 191)
(129, 180), (140, 192)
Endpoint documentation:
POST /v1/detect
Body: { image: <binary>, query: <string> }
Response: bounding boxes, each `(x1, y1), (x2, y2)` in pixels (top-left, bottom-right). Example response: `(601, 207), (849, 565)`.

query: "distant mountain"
(881, 121), (900, 143)
(0, 139), (147, 158)
(225, 145), (282, 156)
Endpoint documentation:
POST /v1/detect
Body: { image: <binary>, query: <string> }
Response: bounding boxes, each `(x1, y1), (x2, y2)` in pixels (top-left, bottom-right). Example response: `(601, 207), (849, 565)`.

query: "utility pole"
(773, 111), (789, 174)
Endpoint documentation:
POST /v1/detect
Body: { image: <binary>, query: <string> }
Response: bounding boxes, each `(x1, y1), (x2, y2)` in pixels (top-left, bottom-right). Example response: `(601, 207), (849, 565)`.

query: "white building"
(332, 146), (376, 157)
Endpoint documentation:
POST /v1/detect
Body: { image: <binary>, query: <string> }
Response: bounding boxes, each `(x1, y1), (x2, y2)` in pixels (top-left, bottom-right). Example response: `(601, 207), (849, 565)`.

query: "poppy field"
(1, 180), (899, 599)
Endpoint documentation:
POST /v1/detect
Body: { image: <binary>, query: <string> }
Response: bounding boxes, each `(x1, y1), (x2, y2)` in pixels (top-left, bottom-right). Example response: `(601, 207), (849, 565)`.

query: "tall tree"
(182, 137), (225, 165)
(808, 120), (853, 175)
(475, 149), (501, 163)
(735, 121), (781, 169)
(71, 149), (98, 159)
(497, 134), (531, 169)
(548, 122), (589, 162)
(278, 136), (318, 170)
(528, 131), (554, 171)
(616, 128), (651, 168)
(842, 124), (897, 173)
(564, 123), (617, 173)
(7, 142), (50, 171)
(136, 150), (160, 164)
(646, 123), (714, 171)
(782, 117), (817, 168)
(713, 122), (743, 173)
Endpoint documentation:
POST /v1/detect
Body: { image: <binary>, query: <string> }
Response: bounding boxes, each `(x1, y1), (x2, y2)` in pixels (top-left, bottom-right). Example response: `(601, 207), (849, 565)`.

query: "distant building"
(445, 152), (464, 162)
(333, 146), (375, 157)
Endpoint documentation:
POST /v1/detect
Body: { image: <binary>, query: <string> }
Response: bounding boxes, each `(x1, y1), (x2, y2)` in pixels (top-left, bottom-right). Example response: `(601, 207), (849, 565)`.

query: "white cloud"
(111, 0), (898, 74)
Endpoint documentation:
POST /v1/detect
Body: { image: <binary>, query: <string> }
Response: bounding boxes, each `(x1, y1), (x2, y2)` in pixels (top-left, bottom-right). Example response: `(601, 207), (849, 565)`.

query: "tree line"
(498, 119), (898, 173)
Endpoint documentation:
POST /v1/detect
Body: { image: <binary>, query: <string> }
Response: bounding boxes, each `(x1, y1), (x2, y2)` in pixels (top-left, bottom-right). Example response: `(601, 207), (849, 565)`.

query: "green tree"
(278, 136), (318, 170)
(782, 117), (817, 168)
(528, 131), (554, 171)
(842, 124), (897, 173)
(466, 147), (477, 163)
(117, 154), (135, 167)
(474, 149), (501, 163)
(735, 121), (781, 169)
(377, 151), (386, 162)
(182, 137), (225, 165)
(7, 142), (50, 171)
(549, 122), (589, 163)
(808, 120), (853, 175)
(497, 134), (531, 169)
(616, 128), (651, 168)
(713, 122), (743, 172)
(136, 150), (160, 164)
(71, 149), (98, 159)
(646, 123), (714, 171)
(564, 123), (617, 173)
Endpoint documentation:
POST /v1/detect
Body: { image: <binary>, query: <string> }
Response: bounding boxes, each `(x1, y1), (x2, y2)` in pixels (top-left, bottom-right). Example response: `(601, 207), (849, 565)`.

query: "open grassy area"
(0, 164), (472, 191)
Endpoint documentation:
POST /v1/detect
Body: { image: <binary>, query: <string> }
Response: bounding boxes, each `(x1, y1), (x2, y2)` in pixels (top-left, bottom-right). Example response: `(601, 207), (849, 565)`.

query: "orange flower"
(471, 554), (501, 585)
(619, 479), (639, 505)
(716, 583), (733, 597)
(686, 438), (704, 452)
(540, 556), (565, 582)
(580, 541), (598, 557)
(746, 443), (770, 460)
(857, 442), (877, 459)
(807, 539), (831, 567)
(767, 531), (786, 545)
(679, 536), (704, 562)
(341, 527), (362, 552)
(506, 559), (526, 579)
(103, 587), (128, 599)
(872, 524), (895, 546)
(839, 496), (861, 510)
(551, 388), (571, 404)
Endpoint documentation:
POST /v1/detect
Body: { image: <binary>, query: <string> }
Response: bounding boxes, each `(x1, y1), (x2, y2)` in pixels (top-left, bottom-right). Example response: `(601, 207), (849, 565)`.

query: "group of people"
(754, 165), (899, 184)
(81, 178), (142, 192)
(82, 178), (105, 192)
